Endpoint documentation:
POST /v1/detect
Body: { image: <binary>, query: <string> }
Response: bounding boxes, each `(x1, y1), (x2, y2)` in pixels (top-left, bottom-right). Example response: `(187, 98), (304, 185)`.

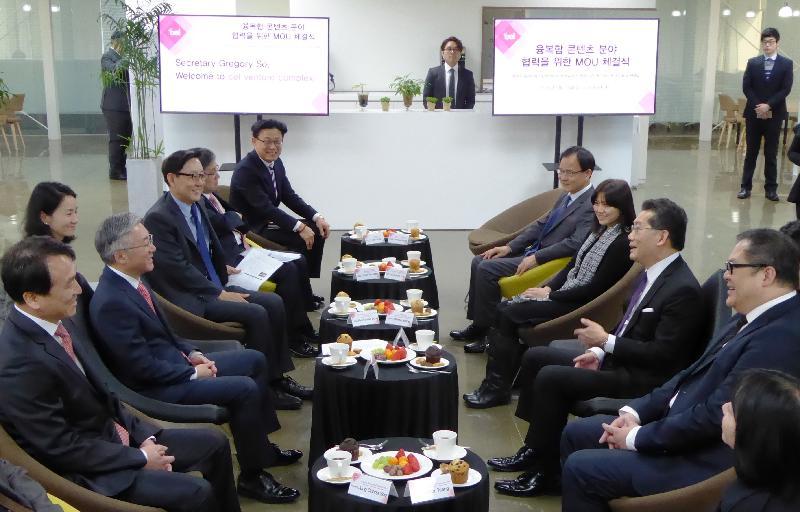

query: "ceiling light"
(794, 9), (800, 15)
(21, 3), (31, 11)
(745, 10), (756, 18)
(51, 5), (60, 12)
(722, 8), (731, 16)
(671, 10), (681, 17)
(779, 3), (793, 17)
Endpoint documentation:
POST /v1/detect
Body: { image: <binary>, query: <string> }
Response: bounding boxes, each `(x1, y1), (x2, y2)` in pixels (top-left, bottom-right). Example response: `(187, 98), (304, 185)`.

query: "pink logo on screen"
(159, 16), (188, 51)
(639, 92), (655, 112)
(495, 21), (521, 53)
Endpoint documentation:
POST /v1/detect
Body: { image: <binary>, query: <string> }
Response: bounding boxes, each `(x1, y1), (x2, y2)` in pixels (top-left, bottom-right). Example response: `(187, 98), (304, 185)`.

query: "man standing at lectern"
(738, 27), (793, 201)
(422, 36), (476, 110)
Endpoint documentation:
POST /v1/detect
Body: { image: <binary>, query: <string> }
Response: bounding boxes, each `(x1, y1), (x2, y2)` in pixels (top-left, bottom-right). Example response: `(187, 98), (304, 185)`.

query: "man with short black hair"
(422, 36), (476, 110)
(100, 30), (132, 181)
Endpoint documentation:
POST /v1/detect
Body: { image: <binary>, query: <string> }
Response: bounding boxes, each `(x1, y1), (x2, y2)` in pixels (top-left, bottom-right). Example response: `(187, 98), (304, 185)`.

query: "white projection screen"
(158, 15), (329, 115)
(493, 18), (659, 115)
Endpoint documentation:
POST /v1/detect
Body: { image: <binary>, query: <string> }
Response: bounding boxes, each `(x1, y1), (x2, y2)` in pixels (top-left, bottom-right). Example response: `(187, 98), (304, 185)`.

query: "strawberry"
(408, 454), (420, 472)
(402, 463), (413, 475)
(396, 449), (405, 458)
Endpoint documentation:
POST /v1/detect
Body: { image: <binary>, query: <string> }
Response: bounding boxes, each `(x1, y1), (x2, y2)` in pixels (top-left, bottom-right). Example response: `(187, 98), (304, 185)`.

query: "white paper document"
(226, 248), (285, 291)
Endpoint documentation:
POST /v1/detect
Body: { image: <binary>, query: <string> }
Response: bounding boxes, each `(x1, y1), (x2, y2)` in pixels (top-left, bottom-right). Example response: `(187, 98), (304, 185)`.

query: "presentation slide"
(158, 15), (329, 115)
(493, 19), (659, 115)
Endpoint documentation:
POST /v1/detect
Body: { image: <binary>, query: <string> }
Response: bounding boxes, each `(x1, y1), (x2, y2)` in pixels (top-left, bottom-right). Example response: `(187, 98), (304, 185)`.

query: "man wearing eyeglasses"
(230, 119), (330, 278)
(560, 229), (800, 511)
(738, 27), (793, 202)
(422, 36), (476, 110)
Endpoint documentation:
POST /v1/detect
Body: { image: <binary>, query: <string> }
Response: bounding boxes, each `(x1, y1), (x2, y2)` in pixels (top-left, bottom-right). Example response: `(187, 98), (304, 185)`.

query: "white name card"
(384, 266), (408, 282)
(365, 231), (385, 245)
(355, 266), (380, 281)
(351, 310), (380, 327)
(385, 311), (415, 328)
(387, 232), (411, 245)
(407, 474), (455, 504)
(348, 472), (394, 504)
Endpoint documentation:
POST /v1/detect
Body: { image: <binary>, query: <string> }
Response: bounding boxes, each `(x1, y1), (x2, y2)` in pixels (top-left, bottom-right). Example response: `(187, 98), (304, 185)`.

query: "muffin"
(424, 345), (442, 364)
(440, 459), (469, 484)
(336, 333), (353, 351)
(410, 299), (425, 314)
(336, 291), (351, 299)
(338, 438), (360, 460)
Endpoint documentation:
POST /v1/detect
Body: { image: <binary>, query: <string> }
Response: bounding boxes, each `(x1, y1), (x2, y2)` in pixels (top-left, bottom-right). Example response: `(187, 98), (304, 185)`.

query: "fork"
(406, 364), (451, 375)
(359, 440), (388, 451)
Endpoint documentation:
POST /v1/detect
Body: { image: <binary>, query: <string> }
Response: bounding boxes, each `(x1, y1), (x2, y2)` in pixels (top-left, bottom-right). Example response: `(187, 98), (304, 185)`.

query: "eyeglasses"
(176, 172), (205, 182)
(630, 225), (660, 233)
(442, 47), (461, 53)
(121, 233), (154, 251)
(255, 137), (283, 147)
(725, 261), (768, 274)
(556, 168), (586, 176)
(762, 38), (778, 46)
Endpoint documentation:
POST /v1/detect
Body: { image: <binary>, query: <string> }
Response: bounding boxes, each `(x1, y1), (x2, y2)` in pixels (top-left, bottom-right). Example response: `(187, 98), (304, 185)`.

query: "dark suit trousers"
(742, 116), (781, 192)
(467, 254), (522, 327)
(497, 298), (577, 337)
(101, 109), (132, 176)
(257, 220), (325, 277)
(270, 259), (314, 334)
(113, 428), (240, 512)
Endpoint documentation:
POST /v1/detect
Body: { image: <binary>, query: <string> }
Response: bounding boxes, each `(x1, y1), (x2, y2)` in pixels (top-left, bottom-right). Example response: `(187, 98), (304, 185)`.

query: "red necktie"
(137, 283), (192, 364)
(54, 324), (130, 446)
(206, 193), (225, 214)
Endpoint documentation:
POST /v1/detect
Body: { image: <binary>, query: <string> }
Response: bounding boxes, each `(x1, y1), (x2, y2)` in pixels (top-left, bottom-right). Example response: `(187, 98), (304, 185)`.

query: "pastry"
(336, 291), (350, 299)
(409, 259), (421, 272)
(336, 333), (353, 351)
(440, 459), (469, 484)
(340, 255), (354, 261)
(410, 299), (425, 314)
(338, 438), (360, 460)
(424, 345), (442, 364)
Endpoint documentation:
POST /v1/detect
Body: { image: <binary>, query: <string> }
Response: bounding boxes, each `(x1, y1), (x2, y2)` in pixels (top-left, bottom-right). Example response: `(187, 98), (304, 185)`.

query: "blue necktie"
(524, 195), (572, 256)
(190, 204), (222, 288)
(614, 272), (648, 336)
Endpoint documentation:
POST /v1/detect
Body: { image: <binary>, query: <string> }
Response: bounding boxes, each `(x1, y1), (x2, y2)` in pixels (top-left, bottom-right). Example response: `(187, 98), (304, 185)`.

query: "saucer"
(337, 267), (357, 275)
(430, 468), (482, 488)
(408, 268), (429, 276)
(316, 465), (362, 485)
(321, 356), (358, 369)
(407, 342), (441, 352)
(409, 357), (449, 370)
(399, 299), (429, 307)
(327, 307), (356, 317)
(423, 445), (468, 461)
(323, 446), (372, 464)
(414, 308), (438, 318)
(328, 301), (360, 310)
(400, 259), (427, 267)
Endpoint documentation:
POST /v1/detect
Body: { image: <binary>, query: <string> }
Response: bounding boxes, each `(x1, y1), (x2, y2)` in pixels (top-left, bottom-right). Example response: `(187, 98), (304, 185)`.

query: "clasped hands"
(140, 438), (175, 471)
(754, 103), (771, 119)
(599, 412), (639, 450)
(477, 245), (538, 276)
(188, 352), (217, 379)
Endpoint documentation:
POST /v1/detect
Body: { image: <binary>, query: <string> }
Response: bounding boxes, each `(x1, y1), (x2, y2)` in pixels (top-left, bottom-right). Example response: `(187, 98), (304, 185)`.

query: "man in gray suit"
(101, 30), (132, 181)
(451, 146), (596, 353)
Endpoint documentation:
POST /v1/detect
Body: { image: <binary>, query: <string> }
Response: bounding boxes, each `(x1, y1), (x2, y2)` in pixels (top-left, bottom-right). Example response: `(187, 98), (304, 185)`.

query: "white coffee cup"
(406, 288), (423, 302)
(432, 430), (458, 458)
(329, 343), (349, 364)
(406, 219), (419, 230)
(407, 250), (422, 262)
(415, 329), (435, 350)
(324, 449), (352, 477)
(341, 257), (357, 273)
(356, 225), (368, 239)
(334, 296), (351, 314)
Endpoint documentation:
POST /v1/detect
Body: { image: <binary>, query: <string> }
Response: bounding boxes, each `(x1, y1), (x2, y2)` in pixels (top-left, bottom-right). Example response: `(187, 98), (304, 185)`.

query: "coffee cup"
(416, 329), (435, 350)
(406, 250), (422, 262)
(334, 296), (351, 314)
(406, 220), (419, 230)
(355, 225), (368, 239)
(406, 288), (423, 302)
(324, 449), (352, 478)
(341, 257), (357, 273)
(329, 343), (349, 364)
(432, 430), (458, 458)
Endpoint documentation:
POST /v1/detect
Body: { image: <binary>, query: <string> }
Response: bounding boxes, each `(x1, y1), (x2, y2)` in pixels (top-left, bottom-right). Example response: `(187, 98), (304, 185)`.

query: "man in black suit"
(422, 36), (476, 109)
(738, 27), (793, 201)
(89, 213), (301, 504)
(143, 150), (316, 412)
(560, 229), (800, 511)
(0, 236), (240, 512)
(451, 146), (596, 353)
(230, 119), (331, 277)
(100, 30), (131, 181)
(488, 198), (705, 496)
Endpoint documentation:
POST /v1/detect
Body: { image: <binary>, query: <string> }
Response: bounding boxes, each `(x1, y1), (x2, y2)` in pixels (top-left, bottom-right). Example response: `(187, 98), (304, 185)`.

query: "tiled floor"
(0, 134), (797, 511)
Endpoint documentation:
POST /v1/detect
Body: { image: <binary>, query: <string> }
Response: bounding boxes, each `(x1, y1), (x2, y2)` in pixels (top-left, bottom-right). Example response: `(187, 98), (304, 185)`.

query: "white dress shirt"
(257, 156), (322, 232)
(444, 62), (458, 98)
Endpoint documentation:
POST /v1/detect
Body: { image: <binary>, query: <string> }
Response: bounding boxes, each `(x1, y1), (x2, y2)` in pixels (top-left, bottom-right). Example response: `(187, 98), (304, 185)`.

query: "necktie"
(614, 272), (648, 336)
(190, 204), (223, 288)
(137, 282), (156, 315)
(206, 194), (243, 246)
(448, 68), (455, 100)
(266, 162), (278, 201)
(708, 316), (749, 356)
(54, 324), (130, 446)
(524, 195), (572, 256)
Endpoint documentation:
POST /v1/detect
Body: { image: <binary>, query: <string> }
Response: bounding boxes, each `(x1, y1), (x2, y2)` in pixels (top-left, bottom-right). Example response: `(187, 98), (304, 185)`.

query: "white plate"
(430, 468), (482, 488)
(337, 267), (357, 275)
(323, 446), (372, 465)
(363, 261), (401, 274)
(407, 342), (441, 352)
(408, 268), (430, 276)
(327, 306), (357, 317)
(316, 465), (362, 485)
(409, 356), (449, 370)
(399, 299), (429, 308)
(358, 350), (416, 365)
(361, 451), (434, 481)
(423, 445), (468, 461)
(321, 356), (358, 369)
(400, 228), (425, 234)
(409, 234), (428, 241)
(399, 259), (427, 267)
(328, 300), (359, 310)
(357, 302), (404, 315)
(414, 308), (438, 318)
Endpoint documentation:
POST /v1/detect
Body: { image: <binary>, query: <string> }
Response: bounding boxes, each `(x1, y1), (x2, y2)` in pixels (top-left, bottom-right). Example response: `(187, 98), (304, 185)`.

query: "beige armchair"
(152, 291), (245, 341)
(610, 468), (735, 512)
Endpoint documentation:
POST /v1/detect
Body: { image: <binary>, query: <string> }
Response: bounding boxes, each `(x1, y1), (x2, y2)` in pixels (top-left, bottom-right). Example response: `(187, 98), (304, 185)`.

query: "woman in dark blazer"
(785, 122), (800, 219)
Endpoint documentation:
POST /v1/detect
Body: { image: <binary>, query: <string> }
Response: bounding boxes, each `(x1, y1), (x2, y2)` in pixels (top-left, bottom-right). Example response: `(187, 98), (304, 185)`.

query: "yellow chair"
(498, 256), (571, 299)
(48, 495), (80, 512)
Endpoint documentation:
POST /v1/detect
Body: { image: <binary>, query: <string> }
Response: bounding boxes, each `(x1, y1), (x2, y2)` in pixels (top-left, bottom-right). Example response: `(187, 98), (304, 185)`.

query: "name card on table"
(384, 266), (408, 282)
(386, 311), (415, 328)
(354, 266), (380, 281)
(365, 231), (385, 245)
(351, 310), (380, 327)
(407, 474), (455, 504)
(348, 473), (397, 504)
(387, 231), (411, 245)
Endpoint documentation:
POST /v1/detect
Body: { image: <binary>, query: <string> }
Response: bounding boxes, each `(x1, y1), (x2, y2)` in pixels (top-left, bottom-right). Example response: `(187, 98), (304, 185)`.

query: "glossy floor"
(0, 135), (796, 511)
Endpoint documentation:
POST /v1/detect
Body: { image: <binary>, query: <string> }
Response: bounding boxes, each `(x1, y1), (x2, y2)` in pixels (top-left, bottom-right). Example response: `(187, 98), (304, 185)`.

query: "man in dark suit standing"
(487, 199), (705, 496)
(422, 36), (476, 110)
(230, 119), (330, 277)
(0, 236), (240, 512)
(143, 150), (315, 412)
(451, 146), (596, 353)
(90, 213), (301, 504)
(738, 27), (793, 201)
(100, 30), (131, 181)
(560, 229), (800, 511)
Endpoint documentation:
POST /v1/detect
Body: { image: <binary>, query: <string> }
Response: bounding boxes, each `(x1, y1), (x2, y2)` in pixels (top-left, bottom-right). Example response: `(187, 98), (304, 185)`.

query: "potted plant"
(352, 83), (368, 110)
(0, 75), (11, 108)
(442, 96), (453, 111)
(425, 97), (438, 112)
(380, 96), (391, 112)
(389, 74), (423, 110)
(102, 0), (171, 215)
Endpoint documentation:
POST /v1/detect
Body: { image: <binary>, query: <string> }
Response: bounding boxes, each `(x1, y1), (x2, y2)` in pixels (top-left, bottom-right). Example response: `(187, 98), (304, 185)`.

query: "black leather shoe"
(270, 444), (303, 466)
(766, 191), (780, 201)
(494, 470), (561, 497)
(449, 323), (486, 341)
(109, 172), (127, 181)
(272, 388), (302, 410)
(289, 337), (320, 358)
(276, 375), (313, 400)
(237, 471), (300, 504)
(308, 295), (326, 311)
(464, 338), (488, 353)
(463, 388), (510, 409)
(487, 446), (538, 472)
(737, 188), (751, 199)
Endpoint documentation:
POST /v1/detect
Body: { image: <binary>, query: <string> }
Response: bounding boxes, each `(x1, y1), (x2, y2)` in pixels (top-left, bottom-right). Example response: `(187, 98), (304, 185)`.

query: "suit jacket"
(422, 64), (476, 109)
(506, 188), (595, 264)
(786, 123), (800, 203)
(100, 48), (130, 112)
(143, 192), (229, 316)
(90, 267), (198, 391)
(0, 308), (159, 496)
(202, 193), (246, 266)
(230, 151), (318, 233)
(742, 54), (793, 120)
(602, 256), (705, 391)
(628, 294), (800, 469)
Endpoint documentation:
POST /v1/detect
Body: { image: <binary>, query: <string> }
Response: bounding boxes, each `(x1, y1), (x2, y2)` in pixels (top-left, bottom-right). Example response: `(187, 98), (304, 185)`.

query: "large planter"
(127, 158), (163, 217)
(402, 94), (413, 110)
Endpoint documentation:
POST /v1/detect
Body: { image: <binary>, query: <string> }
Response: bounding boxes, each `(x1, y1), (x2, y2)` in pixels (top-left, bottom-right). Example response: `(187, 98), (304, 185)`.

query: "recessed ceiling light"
(778, 3), (793, 17)
(745, 10), (756, 18)
(671, 10), (681, 17)
(722, 8), (731, 16)
(51, 5), (60, 12)
(22, 4), (31, 12)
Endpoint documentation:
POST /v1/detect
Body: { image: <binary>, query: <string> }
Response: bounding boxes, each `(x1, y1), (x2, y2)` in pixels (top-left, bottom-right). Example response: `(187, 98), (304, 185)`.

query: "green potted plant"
(0, 75), (11, 108)
(352, 83), (368, 110)
(389, 74), (423, 110)
(380, 96), (391, 112)
(425, 97), (438, 112)
(442, 96), (453, 111)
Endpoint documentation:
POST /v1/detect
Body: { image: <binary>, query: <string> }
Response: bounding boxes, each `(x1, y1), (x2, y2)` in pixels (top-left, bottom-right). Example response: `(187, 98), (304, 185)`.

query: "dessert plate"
(414, 308), (438, 318)
(321, 356), (358, 369)
(423, 446), (469, 461)
(316, 466), (362, 485)
(361, 451), (433, 481)
(430, 468), (482, 487)
(409, 357), (449, 370)
(327, 306), (357, 317)
(358, 351), (416, 365)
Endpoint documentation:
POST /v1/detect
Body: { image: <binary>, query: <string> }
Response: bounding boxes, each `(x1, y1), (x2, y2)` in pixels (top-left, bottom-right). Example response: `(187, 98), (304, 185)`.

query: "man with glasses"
(422, 36), (476, 109)
(451, 146), (596, 353)
(230, 119), (330, 277)
(560, 228), (800, 511)
(738, 27), (793, 202)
